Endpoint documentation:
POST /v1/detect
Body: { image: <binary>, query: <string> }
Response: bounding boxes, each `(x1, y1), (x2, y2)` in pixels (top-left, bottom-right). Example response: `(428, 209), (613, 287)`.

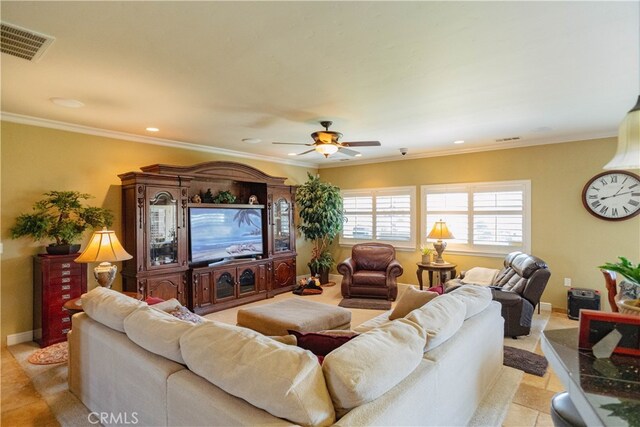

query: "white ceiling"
(1, 1), (638, 167)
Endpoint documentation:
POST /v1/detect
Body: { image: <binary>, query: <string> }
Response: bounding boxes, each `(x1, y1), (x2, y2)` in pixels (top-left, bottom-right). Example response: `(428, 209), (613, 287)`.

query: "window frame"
(420, 180), (531, 257)
(340, 186), (416, 250)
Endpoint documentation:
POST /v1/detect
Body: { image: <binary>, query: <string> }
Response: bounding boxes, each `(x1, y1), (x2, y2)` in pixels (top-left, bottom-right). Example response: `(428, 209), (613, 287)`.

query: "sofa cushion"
(389, 286), (438, 320)
(81, 286), (145, 332)
(124, 306), (196, 364)
(322, 319), (426, 412)
(288, 330), (358, 357)
(180, 321), (335, 427)
(269, 334), (297, 345)
(405, 294), (466, 351)
(449, 285), (493, 319)
(353, 270), (387, 286)
(150, 298), (182, 312)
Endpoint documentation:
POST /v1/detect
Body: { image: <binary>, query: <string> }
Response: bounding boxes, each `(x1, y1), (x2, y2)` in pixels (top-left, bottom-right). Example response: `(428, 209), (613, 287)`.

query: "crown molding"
(317, 131), (616, 169)
(0, 112), (319, 169)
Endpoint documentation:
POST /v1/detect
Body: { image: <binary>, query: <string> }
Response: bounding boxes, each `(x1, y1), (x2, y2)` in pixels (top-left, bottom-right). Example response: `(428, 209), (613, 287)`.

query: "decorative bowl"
(617, 298), (640, 316)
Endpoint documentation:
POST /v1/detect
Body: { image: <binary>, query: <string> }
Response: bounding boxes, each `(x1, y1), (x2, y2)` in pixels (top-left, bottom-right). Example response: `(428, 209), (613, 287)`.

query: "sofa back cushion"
(405, 294), (466, 351)
(124, 306), (196, 364)
(449, 285), (493, 319)
(81, 286), (145, 332)
(180, 321), (335, 427)
(389, 286), (439, 320)
(352, 243), (395, 271)
(322, 319), (426, 412)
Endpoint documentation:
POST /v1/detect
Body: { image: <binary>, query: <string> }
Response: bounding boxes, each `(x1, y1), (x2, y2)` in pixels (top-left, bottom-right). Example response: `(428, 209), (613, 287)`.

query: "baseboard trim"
(7, 330), (34, 346)
(539, 302), (552, 312)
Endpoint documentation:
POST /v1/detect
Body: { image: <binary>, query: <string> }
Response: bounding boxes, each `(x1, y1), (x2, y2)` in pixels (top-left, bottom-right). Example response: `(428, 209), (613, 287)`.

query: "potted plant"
(599, 257), (640, 314)
(420, 244), (433, 264)
(10, 191), (114, 255)
(296, 173), (344, 284)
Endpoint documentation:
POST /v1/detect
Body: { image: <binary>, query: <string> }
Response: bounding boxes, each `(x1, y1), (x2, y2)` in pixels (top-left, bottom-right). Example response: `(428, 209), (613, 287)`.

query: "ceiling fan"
(273, 121), (381, 158)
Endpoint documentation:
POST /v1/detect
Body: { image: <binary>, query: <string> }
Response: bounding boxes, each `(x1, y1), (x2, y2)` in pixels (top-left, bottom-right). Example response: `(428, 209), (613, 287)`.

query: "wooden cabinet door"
(237, 265), (258, 296)
(144, 272), (186, 305)
(213, 268), (236, 302)
(145, 186), (182, 272)
(257, 262), (270, 293)
(273, 258), (295, 289)
(192, 271), (213, 309)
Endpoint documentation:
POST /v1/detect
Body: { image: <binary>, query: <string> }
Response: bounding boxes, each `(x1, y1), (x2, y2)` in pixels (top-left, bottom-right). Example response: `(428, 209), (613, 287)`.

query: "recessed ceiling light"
(288, 152), (297, 156)
(454, 140), (465, 144)
(355, 153), (362, 157)
(50, 97), (84, 108)
(242, 138), (262, 144)
(146, 127), (160, 132)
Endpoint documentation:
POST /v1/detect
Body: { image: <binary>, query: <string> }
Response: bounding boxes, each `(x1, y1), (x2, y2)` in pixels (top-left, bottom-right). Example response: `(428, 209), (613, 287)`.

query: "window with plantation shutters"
(341, 186), (416, 249)
(421, 181), (531, 256)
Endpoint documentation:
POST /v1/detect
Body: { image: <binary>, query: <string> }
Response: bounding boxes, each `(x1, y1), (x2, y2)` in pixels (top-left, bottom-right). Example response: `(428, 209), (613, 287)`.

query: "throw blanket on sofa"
(461, 267), (500, 286)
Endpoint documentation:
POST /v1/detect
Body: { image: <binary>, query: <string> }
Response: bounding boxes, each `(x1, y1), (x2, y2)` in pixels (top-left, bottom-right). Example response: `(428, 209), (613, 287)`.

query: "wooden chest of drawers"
(33, 254), (87, 347)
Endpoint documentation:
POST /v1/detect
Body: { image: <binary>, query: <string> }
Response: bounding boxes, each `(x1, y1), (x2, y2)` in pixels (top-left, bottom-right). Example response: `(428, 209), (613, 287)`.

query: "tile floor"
(1, 312), (579, 427)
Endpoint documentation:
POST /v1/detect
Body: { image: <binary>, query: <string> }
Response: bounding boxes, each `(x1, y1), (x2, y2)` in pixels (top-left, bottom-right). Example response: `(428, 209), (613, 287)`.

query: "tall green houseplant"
(296, 173), (344, 284)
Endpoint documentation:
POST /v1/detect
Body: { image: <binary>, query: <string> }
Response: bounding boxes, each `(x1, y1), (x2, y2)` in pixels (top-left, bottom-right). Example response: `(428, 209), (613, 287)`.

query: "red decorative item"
(288, 330), (358, 356)
(578, 309), (640, 356)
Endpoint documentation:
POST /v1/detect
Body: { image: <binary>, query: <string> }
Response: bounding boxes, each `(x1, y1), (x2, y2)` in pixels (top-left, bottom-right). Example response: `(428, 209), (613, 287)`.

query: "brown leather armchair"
(338, 243), (403, 301)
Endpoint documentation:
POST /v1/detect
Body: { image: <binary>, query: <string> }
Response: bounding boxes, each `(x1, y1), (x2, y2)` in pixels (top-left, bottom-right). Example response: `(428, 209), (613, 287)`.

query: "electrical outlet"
(564, 277), (572, 287)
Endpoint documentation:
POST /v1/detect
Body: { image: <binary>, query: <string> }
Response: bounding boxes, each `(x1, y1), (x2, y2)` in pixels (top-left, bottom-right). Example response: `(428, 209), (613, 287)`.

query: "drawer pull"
(61, 278), (71, 283)
(62, 328), (70, 335)
(61, 271), (71, 276)
(61, 285), (71, 290)
(62, 317), (70, 323)
(61, 263), (71, 268)
(62, 294), (71, 300)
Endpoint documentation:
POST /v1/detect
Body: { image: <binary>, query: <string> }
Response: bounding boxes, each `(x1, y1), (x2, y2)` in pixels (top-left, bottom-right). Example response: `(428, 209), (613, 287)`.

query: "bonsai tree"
(296, 173), (344, 283)
(10, 191), (114, 254)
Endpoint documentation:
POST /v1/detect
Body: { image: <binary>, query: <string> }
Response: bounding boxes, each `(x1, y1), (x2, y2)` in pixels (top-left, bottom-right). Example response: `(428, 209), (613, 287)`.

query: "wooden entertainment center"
(119, 161), (297, 315)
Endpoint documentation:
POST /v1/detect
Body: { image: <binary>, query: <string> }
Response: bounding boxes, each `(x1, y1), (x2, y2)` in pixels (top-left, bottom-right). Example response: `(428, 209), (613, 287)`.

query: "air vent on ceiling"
(1, 22), (55, 62)
(495, 136), (521, 143)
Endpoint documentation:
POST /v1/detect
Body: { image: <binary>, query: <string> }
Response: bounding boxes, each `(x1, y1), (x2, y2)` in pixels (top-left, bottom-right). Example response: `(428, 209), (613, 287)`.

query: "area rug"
(28, 342), (68, 365)
(504, 345), (548, 376)
(338, 298), (391, 310)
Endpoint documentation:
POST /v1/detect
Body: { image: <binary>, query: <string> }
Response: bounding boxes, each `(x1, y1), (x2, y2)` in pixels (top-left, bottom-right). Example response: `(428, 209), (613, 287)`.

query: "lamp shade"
(75, 228), (132, 263)
(427, 220), (454, 240)
(315, 143), (339, 156)
(604, 95), (640, 170)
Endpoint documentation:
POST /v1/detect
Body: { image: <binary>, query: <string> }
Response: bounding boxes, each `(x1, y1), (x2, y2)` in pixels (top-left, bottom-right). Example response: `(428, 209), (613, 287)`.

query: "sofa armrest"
(490, 288), (522, 307)
(337, 258), (356, 277)
(386, 260), (403, 278)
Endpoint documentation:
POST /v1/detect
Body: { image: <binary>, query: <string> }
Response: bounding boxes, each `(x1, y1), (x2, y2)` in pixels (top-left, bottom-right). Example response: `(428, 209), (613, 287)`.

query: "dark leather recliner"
(446, 251), (551, 337)
(338, 243), (403, 301)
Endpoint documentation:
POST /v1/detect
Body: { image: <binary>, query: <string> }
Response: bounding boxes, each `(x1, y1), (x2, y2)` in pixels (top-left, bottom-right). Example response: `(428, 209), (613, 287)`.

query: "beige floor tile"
(545, 372), (565, 393)
(513, 383), (557, 414)
(535, 412), (554, 427)
(0, 400), (59, 427)
(521, 372), (550, 389)
(502, 403), (539, 427)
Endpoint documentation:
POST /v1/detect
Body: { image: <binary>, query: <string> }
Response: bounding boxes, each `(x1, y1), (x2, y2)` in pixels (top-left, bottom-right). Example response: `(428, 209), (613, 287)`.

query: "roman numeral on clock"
(612, 208), (618, 217)
(591, 201), (601, 208)
(599, 206), (609, 215)
(629, 199), (639, 207)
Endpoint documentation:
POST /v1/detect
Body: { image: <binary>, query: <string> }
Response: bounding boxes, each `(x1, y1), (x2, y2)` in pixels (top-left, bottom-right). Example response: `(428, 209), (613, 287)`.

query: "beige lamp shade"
(75, 228), (132, 263)
(75, 228), (132, 288)
(315, 143), (339, 157)
(604, 95), (640, 170)
(427, 220), (454, 240)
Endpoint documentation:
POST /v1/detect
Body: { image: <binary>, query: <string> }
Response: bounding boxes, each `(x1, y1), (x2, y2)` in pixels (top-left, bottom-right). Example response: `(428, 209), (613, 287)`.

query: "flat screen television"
(189, 207), (263, 264)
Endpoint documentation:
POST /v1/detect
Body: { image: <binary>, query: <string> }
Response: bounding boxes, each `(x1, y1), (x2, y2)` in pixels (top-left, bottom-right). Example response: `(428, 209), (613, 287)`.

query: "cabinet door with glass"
(270, 186), (296, 256)
(145, 187), (183, 270)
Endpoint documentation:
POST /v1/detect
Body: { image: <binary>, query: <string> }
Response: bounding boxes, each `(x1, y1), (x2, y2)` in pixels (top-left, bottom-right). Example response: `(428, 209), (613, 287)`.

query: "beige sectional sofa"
(69, 286), (504, 426)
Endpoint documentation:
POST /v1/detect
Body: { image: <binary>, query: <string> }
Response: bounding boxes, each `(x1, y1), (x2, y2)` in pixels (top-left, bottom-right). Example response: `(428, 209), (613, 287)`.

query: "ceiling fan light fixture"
(315, 143), (339, 157)
(604, 95), (640, 170)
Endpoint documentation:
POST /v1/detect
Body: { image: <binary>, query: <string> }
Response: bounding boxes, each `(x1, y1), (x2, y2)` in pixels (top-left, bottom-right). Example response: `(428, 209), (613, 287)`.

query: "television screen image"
(189, 207), (263, 263)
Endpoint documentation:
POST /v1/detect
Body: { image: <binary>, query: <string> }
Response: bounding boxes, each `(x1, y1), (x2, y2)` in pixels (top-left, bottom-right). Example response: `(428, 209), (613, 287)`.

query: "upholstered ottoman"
(237, 298), (352, 336)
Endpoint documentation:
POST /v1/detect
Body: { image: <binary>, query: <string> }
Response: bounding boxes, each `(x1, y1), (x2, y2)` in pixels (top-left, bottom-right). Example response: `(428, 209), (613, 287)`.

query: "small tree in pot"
(10, 191), (114, 254)
(296, 173), (343, 284)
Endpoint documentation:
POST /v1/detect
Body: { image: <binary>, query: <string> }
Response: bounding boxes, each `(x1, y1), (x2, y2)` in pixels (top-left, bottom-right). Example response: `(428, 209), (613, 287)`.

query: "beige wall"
(320, 138), (640, 311)
(0, 121), (317, 345)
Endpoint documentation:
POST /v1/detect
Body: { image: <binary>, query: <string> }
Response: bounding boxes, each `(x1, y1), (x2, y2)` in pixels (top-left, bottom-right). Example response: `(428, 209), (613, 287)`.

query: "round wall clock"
(582, 170), (640, 221)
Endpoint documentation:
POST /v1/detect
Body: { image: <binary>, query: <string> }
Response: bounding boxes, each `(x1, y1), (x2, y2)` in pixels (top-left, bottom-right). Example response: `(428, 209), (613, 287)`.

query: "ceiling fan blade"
(341, 140), (381, 147)
(272, 142), (314, 146)
(338, 147), (361, 157)
(296, 149), (316, 156)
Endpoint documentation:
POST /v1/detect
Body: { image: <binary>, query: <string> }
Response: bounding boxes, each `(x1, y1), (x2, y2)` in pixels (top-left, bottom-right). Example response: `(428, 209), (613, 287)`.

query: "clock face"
(582, 171), (640, 221)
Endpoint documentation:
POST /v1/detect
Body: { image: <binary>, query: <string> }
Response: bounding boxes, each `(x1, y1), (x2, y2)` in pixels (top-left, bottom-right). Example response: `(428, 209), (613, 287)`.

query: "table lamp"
(427, 219), (454, 264)
(75, 228), (132, 288)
